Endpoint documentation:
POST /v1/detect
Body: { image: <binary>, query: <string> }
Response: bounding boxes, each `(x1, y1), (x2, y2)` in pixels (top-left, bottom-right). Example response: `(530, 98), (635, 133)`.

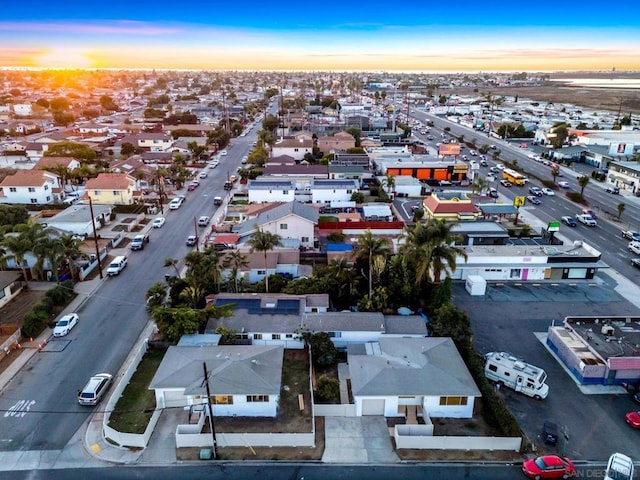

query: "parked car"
(500, 179), (512, 187)
(558, 181), (570, 189)
(522, 455), (576, 479)
(480, 159), (489, 167)
(622, 382), (640, 403)
(198, 215), (210, 227)
(631, 258), (640, 269)
(78, 373), (113, 406)
(490, 166), (500, 173)
(53, 313), (79, 337)
(488, 187), (499, 198)
(625, 410), (640, 428)
(496, 163), (505, 170)
(214, 196), (223, 206)
(561, 216), (577, 227)
(529, 186), (543, 196)
(220, 150), (228, 156)
(541, 188), (555, 196)
(605, 186), (620, 194)
(130, 233), (149, 251)
(526, 195), (541, 205)
(169, 197), (184, 210)
(542, 421), (558, 446)
(186, 235), (197, 247)
(152, 217), (166, 228)
(581, 208), (597, 219)
(604, 453), (634, 480)
(622, 230), (640, 242)
(198, 171), (208, 179)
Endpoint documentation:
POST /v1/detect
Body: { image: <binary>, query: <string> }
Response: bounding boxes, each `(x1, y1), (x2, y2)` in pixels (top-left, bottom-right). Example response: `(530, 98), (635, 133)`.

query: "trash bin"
(199, 448), (212, 460)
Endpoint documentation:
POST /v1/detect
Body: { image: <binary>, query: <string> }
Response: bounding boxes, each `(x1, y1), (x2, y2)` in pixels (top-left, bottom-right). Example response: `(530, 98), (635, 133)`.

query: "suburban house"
(24, 142), (48, 161)
(247, 180), (296, 203)
(85, 173), (137, 205)
(149, 344), (284, 417)
(310, 179), (359, 204)
(347, 337), (480, 418)
(110, 157), (157, 190)
(136, 133), (174, 152)
(0, 170), (61, 205)
(36, 204), (113, 237)
(233, 201), (318, 249)
(271, 137), (313, 161)
(35, 156), (81, 174)
(0, 271), (23, 310)
(422, 191), (480, 221)
(222, 247), (302, 284)
(317, 131), (356, 154)
(261, 164), (329, 184)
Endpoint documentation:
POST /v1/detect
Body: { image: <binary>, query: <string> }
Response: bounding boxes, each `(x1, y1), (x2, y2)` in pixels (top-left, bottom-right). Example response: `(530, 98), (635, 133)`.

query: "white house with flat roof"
(310, 179), (359, 203)
(247, 180), (296, 203)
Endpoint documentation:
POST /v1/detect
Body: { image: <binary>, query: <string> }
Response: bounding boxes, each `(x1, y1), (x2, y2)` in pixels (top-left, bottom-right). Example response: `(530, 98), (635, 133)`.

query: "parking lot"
(453, 273), (640, 461)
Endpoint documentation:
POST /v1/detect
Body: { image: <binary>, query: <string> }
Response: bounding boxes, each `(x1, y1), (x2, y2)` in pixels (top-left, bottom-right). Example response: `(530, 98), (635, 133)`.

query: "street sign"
(548, 221), (560, 232)
(514, 196), (525, 207)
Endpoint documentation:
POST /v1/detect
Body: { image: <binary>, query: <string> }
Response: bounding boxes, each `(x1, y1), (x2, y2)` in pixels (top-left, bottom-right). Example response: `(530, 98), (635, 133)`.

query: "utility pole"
(88, 196), (103, 279)
(202, 362), (218, 459)
(193, 216), (199, 253)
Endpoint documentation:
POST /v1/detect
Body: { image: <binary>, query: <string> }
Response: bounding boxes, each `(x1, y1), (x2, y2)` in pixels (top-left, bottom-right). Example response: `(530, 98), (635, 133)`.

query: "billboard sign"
(439, 144), (461, 156)
(609, 143), (635, 155)
(548, 221), (560, 232)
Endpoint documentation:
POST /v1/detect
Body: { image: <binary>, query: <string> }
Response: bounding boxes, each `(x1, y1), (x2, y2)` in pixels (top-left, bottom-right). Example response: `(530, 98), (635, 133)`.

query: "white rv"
(483, 351), (549, 399)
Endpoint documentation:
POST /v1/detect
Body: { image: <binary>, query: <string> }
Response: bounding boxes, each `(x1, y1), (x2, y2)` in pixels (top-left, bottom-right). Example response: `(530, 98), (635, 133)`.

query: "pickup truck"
(130, 233), (149, 251)
(629, 241), (640, 255)
(576, 214), (597, 226)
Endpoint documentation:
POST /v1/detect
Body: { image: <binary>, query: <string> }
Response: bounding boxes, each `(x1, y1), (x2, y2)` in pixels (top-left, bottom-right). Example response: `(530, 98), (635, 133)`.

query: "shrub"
(315, 375), (340, 402)
(22, 309), (49, 338)
(566, 191), (586, 204)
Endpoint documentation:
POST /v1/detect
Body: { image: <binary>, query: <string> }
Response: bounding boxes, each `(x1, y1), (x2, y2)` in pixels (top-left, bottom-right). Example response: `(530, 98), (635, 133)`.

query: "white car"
(220, 150), (228, 156)
(198, 171), (208, 179)
(541, 188), (555, 196)
(629, 241), (640, 255)
(53, 313), (79, 337)
(169, 197), (184, 210)
(152, 217), (166, 228)
(496, 164), (505, 170)
(558, 181), (570, 189)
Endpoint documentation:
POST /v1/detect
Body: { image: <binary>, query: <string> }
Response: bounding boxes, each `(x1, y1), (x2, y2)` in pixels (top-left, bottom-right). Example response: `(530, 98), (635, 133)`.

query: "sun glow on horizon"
(33, 48), (95, 69)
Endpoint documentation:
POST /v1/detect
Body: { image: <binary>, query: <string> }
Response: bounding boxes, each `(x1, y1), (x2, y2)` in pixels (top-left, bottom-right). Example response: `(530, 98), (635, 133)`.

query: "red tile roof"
(85, 173), (134, 190)
(0, 170), (58, 187)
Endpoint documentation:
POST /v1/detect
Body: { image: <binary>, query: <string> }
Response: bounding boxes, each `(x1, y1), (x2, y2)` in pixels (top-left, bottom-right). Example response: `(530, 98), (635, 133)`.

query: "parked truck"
(483, 351), (549, 399)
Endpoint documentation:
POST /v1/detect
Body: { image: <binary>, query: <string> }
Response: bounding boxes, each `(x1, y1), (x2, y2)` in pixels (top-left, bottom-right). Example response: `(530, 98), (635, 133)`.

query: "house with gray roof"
(347, 337), (480, 418)
(247, 180), (296, 203)
(310, 179), (359, 204)
(149, 344), (284, 417)
(233, 201), (318, 249)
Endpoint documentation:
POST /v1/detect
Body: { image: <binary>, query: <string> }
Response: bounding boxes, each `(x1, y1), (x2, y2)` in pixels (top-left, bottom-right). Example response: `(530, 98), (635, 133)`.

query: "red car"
(522, 455), (575, 479)
(625, 410), (640, 428)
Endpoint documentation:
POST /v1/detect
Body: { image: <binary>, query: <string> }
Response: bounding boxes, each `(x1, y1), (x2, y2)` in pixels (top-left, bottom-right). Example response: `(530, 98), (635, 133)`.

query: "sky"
(1, 0), (639, 72)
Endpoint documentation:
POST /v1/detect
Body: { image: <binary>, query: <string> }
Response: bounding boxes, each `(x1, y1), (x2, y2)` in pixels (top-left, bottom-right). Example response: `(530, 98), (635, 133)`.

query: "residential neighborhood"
(0, 69), (639, 473)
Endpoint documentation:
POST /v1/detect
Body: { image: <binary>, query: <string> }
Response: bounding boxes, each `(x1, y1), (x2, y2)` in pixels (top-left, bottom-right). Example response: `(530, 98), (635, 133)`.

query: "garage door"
(362, 398), (385, 415)
(163, 390), (187, 408)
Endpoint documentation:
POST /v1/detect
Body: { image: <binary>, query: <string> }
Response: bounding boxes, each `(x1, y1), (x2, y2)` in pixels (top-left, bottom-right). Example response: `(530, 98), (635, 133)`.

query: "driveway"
(322, 416), (399, 463)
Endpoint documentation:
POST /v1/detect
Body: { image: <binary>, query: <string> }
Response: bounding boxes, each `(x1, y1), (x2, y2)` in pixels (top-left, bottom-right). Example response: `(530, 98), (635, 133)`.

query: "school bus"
(502, 168), (526, 186)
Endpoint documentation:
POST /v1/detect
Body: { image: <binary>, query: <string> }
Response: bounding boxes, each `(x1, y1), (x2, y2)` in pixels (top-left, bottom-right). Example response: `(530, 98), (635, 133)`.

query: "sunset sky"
(1, 0), (639, 72)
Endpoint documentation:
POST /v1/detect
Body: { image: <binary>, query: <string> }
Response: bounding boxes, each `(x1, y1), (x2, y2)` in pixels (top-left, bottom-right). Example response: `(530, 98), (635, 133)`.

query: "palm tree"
(1, 234), (32, 285)
(223, 251), (249, 292)
(382, 173), (396, 196)
(578, 175), (590, 197)
(33, 236), (65, 281)
(58, 233), (86, 281)
(617, 202), (626, 220)
(353, 230), (389, 299)
(248, 227), (282, 293)
(470, 177), (489, 195)
(551, 168), (559, 184)
(164, 258), (181, 278)
(401, 219), (467, 285)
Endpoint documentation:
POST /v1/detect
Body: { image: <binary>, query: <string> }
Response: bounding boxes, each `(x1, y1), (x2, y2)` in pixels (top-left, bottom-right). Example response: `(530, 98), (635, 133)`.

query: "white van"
(605, 453), (634, 480)
(106, 255), (128, 276)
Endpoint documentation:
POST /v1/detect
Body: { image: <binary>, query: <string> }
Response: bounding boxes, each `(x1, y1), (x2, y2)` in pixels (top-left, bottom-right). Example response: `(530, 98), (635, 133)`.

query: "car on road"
(186, 235), (197, 246)
(187, 180), (199, 191)
(488, 187), (499, 198)
(198, 171), (208, 179)
(78, 373), (113, 406)
(220, 150), (228, 156)
(526, 195), (541, 205)
(605, 186), (620, 194)
(529, 186), (543, 196)
(53, 313), (79, 337)
(629, 241), (640, 255)
(522, 455), (575, 479)
(581, 208), (597, 219)
(198, 215), (210, 227)
(496, 163), (505, 170)
(130, 233), (149, 250)
(542, 421), (558, 446)
(541, 188), (555, 196)
(214, 196), (223, 206)
(152, 217), (166, 228)
(208, 160), (219, 169)
(558, 181), (570, 189)
(632, 258), (640, 269)
(169, 197), (184, 210)
(561, 216), (577, 227)
(486, 173), (496, 182)
(490, 166), (500, 173)
(622, 230), (640, 241)
(480, 159), (488, 166)
(625, 410), (640, 428)
(500, 179), (512, 187)
(604, 452), (634, 480)
(576, 214), (597, 226)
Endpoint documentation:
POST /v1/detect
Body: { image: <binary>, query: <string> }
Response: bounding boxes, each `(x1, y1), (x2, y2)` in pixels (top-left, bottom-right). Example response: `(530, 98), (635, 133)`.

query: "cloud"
(0, 21), (180, 35)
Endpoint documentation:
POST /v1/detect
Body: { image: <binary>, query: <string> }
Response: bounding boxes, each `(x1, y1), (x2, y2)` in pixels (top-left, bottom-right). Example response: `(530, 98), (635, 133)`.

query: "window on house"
(46, 196), (51, 202)
(212, 395), (233, 405)
(272, 334), (281, 340)
(347, 190), (352, 194)
(257, 270), (266, 275)
(246, 395), (269, 402)
(112, 191), (118, 196)
(237, 334), (248, 340)
(9, 187), (16, 192)
(253, 333), (262, 340)
(439, 396), (468, 406)
(30, 198), (37, 203)
(94, 190), (101, 195)
(44, 185), (49, 190)
(28, 187), (36, 192)
(301, 237), (309, 243)
(279, 223), (288, 230)
(328, 332), (341, 338)
(283, 190), (289, 194)
(285, 334), (293, 338)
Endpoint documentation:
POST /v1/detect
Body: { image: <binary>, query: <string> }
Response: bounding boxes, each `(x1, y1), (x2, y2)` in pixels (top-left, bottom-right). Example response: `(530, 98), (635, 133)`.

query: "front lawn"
(108, 347), (166, 434)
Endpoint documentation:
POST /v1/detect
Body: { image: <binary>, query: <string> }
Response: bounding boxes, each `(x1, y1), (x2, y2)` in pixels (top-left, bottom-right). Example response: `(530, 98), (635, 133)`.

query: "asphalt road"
(0, 134), (255, 451)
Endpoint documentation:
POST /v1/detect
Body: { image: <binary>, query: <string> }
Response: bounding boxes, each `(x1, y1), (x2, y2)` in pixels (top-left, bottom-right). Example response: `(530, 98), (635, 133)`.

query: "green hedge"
(21, 281), (77, 338)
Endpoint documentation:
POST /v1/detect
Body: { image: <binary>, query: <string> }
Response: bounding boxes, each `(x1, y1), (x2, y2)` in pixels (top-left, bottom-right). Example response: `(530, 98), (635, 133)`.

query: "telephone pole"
(203, 362), (218, 458)
(88, 196), (103, 279)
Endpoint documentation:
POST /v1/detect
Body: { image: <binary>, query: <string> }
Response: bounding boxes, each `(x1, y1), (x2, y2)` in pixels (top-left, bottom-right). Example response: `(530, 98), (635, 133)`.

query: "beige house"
(85, 173), (136, 205)
(317, 131), (356, 155)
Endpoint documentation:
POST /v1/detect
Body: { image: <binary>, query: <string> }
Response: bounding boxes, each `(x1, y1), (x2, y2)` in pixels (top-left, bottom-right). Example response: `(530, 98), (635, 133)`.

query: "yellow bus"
(502, 168), (526, 186)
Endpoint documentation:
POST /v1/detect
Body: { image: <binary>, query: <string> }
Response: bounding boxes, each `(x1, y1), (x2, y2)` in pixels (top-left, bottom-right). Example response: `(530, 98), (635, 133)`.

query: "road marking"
(4, 399), (36, 418)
